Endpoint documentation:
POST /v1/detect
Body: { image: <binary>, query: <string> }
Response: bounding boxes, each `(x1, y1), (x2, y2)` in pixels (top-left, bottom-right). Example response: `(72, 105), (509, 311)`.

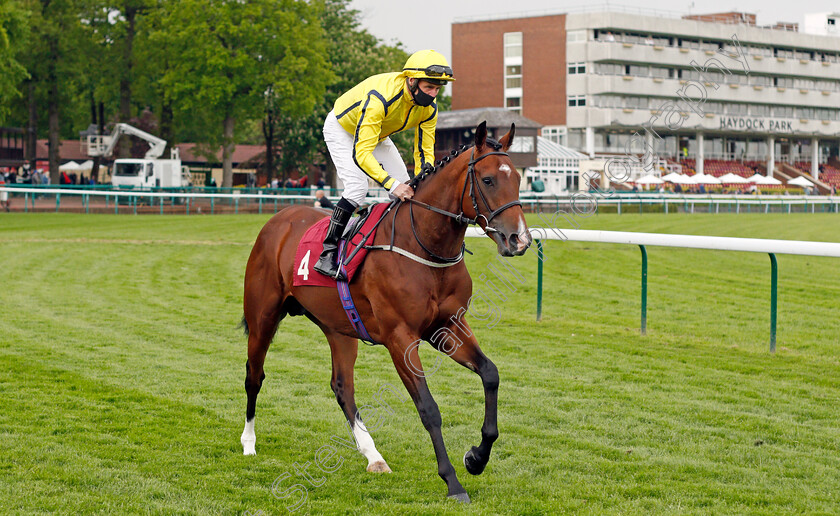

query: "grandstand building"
(451, 8), (840, 192)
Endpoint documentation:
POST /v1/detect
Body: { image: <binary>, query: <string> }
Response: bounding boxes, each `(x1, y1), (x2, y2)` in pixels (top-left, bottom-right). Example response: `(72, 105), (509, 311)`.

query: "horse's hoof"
(448, 492), (471, 504)
(366, 460), (392, 473)
(464, 447), (486, 475)
(242, 440), (256, 456)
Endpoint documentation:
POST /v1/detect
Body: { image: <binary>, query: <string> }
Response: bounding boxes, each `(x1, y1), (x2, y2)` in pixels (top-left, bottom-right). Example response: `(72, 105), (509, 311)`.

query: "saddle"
(293, 203), (392, 287)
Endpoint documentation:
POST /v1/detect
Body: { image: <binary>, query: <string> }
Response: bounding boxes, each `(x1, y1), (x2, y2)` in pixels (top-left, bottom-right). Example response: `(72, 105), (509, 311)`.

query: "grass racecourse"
(2, 210), (840, 515)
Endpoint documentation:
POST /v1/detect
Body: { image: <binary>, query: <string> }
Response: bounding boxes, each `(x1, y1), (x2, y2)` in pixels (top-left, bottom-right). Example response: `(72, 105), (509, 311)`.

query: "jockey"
(315, 49), (455, 280)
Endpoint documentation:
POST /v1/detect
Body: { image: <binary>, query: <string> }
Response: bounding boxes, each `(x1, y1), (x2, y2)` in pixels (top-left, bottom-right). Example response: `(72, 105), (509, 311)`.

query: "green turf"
(1, 212), (839, 515)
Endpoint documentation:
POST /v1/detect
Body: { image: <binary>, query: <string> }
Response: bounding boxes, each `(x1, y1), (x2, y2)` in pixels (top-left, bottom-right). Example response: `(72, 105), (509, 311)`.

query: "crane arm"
(94, 123), (168, 159)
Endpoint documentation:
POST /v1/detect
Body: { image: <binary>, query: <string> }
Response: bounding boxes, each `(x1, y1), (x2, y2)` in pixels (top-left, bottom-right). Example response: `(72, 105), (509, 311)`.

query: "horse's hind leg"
(325, 331), (391, 473)
(241, 290), (285, 455)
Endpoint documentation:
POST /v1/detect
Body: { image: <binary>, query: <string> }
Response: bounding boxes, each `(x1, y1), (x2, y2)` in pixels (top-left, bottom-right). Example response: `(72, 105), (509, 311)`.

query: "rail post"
(769, 253), (778, 353)
(536, 240), (543, 321)
(640, 245), (648, 335)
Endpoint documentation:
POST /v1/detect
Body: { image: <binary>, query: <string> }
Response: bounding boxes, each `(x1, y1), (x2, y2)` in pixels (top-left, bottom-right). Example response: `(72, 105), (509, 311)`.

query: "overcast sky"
(349, 1), (840, 62)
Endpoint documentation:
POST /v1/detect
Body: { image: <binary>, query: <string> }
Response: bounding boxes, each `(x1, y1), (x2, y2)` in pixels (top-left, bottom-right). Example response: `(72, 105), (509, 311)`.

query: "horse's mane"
(408, 137), (504, 189)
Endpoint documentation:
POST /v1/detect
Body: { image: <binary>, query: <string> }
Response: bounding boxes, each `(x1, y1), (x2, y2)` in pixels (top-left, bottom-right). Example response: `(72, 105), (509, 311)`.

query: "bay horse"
(241, 122), (532, 503)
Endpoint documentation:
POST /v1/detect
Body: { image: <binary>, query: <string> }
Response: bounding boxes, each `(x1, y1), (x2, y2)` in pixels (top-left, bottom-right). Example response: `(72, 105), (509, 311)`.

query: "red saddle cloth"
(293, 203), (390, 287)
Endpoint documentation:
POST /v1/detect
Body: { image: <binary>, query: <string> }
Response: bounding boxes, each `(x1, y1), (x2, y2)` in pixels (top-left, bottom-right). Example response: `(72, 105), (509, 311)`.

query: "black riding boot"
(314, 200), (354, 281)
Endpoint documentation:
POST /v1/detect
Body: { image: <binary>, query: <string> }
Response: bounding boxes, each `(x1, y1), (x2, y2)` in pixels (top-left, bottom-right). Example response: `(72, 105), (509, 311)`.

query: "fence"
(2, 185), (840, 215)
(467, 227), (840, 352)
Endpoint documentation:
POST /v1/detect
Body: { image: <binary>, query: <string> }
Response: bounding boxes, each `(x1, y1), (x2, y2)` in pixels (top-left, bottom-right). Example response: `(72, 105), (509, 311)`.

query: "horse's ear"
(474, 121), (487, 150)
(498, 123), (516, 151)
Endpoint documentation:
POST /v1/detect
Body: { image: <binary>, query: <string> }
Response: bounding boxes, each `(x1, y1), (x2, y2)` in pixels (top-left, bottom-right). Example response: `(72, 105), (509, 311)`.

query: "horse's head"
(464, 122), (532, 257)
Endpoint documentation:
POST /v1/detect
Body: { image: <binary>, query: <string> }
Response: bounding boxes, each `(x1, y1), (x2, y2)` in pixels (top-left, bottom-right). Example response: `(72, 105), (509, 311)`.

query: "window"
(510, 136), (534, 152)
(504, 32), (522, 58)
(651, 67), (669, 79)
(568, 62), (585, 74)
(506, 97), (521, 114)
(725, 73), (746, 84)
(568, 95), (586, 107)
(724, 103), (747, 115)
(699, 41), (718, 52)
(750, 105), (771, 116)
(115, 163), (142, 176)
(542, 126), (567, 146)
(775, 77), (794, 88)
(504, 61), (522, 110)
(750, 75), (772, 87)
(774, 106), (794, 118)
(705, 102), (724, 114)
(567, 30), (587, 42)
(774, 47), (794, 59)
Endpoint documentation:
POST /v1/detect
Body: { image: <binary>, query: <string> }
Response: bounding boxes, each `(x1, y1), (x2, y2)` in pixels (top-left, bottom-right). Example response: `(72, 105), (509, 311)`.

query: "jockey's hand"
(392, 183), (414, 201)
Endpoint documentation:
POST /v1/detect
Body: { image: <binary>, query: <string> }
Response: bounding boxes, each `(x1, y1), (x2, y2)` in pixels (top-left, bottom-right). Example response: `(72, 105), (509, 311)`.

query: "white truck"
(87, 123), (190, 188)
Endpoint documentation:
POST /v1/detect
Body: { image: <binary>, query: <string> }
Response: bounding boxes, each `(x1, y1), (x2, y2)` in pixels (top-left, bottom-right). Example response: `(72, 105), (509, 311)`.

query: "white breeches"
(323, 110), (409, 206)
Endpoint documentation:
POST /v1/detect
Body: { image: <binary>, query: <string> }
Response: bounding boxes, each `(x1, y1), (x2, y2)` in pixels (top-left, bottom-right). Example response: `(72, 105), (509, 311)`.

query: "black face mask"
(410, 82), (435, 107)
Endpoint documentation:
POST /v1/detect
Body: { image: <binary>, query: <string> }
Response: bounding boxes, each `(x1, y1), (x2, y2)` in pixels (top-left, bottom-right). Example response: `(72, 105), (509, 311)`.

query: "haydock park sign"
(719, 117), (793, 132)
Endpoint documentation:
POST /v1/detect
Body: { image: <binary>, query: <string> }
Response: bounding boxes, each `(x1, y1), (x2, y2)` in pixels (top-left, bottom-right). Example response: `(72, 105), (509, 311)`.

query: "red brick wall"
(451, 14), (566, 126)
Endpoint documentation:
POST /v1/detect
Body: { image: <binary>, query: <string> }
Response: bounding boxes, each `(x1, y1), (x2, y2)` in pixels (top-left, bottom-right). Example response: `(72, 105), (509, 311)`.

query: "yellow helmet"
(402, 49), (455, 84)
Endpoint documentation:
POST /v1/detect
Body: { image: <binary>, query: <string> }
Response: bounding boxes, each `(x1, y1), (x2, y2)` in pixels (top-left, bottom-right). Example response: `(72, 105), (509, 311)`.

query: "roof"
(537, 137), (587, 160)
(436, 108), (542, 130)
(36, 139), (90, 161)
(34, 139), (263, 166)
(173, 143), (263, 165)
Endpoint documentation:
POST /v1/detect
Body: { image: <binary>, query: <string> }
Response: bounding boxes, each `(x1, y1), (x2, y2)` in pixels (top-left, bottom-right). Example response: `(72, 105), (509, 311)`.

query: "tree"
(16, 0), (90, 183)
(265, 0), (408, 185)
(152, 0), (333, 187)
(77, 0), (154, 158)
(0, 0), (30, 122)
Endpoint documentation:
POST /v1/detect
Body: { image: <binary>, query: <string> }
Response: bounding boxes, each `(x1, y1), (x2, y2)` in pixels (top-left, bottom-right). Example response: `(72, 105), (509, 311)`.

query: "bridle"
(460, 147), (523, 228)
(404, 145), (522, 262)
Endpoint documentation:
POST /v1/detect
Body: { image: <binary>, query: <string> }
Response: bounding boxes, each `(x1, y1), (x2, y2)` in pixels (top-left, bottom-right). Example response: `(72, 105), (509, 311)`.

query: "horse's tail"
(239, 314), (249, 337)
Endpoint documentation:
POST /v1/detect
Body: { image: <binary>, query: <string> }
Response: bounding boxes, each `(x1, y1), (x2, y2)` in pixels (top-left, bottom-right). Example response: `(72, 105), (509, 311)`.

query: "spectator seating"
(701, 160), (754, 178)
(793, 161), (840, 190)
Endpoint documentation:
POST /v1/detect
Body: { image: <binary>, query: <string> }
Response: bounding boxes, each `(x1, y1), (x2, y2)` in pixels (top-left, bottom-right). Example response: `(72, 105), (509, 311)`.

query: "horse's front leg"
(386, 329), (469, 502)
(438, 319), (498, 476)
